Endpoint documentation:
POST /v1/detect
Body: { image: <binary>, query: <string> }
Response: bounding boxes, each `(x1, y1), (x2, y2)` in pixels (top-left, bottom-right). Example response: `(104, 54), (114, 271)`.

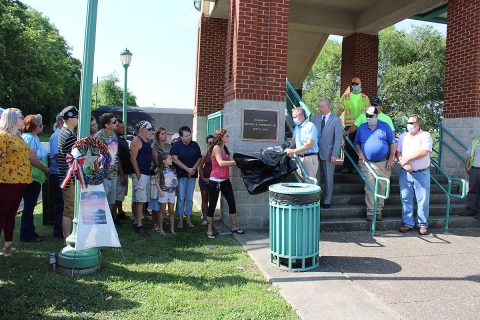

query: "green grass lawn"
(0, 200), (298, 319)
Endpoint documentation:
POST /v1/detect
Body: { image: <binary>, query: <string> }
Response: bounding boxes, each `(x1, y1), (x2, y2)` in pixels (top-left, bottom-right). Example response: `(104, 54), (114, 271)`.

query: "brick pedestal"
(442, 0), (480, 177)
(341, 33), (378, 99)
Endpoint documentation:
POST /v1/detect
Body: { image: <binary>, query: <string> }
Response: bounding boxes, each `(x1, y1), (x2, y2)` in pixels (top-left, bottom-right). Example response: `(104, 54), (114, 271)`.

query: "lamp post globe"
(120, 48), (132, 135)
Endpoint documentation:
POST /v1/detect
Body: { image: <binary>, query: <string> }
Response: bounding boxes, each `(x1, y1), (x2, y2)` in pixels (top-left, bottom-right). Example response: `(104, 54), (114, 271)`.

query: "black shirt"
(117, 134), (133, 175)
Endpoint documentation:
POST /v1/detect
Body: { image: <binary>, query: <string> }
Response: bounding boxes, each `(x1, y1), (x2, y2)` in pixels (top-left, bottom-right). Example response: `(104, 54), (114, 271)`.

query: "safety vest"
(340, 93), (370, 126)
(469, 138), (480, 169)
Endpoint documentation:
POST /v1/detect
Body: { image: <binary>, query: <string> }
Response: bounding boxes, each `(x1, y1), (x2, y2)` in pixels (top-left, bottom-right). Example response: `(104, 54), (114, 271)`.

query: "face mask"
(352, 84), (361, 93)
(366, 117), (377, 126)
(407, 124), (415, 133)
(293, 118), (301, 126)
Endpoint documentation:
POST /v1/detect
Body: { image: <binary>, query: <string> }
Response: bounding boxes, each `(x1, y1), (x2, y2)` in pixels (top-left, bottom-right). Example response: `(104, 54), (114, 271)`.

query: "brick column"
(441, 0), (480, 177)
(225, 0), (289, 102)
(218, 0), (289, 230)
(193, 14), (227, 149)
(340, 33), (378, 99)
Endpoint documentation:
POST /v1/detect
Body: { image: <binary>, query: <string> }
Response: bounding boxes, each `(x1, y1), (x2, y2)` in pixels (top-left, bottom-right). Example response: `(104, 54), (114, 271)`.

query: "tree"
(302, 40), (342, 114)
(91, 72), (137, 108)
(378, 26), (445, 131)
(0, 0), (81, 128)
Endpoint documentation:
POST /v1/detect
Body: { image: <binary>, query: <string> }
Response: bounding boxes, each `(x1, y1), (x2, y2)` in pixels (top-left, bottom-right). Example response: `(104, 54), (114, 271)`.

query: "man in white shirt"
(396, 115), (433, 235)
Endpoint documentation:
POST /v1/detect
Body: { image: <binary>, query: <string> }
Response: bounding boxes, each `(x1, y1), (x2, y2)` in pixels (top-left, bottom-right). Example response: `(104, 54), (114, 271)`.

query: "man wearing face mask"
(286, 107), (319, 183)
(338, 77), (371, 174)
(396, 115), (432, 235)
(344, 97), (395, 136)
(354, 107), (396, 221)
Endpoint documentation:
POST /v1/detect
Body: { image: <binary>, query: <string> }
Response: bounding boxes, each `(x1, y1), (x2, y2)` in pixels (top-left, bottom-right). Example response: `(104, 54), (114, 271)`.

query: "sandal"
(206, 233), (215, 239)
(231, 228), (244, 234)
(187, 222), (195, 228)
(177, 224), (184, 229)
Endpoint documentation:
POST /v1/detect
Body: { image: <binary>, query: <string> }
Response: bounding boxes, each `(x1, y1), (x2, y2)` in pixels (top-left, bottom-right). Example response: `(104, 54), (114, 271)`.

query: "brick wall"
(444, 0), (480, 118)
(225, 0), (289, 102)
(194, 15), (228, 117)
(340, 33), (378, 100)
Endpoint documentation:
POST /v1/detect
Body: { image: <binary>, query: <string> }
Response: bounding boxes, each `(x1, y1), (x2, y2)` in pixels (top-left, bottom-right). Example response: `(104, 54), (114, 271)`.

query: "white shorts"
(158, 191), (175, 204)
(103, 176), (117, 205)
(132, 174), (150, 203)
(115, 176), (128, 201)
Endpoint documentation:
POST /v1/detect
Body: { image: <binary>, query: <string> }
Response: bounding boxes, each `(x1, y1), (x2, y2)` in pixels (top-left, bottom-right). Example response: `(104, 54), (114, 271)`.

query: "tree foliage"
(91, 72), (137, 109)
(302, 40), (342, 115)
(0, 0), (81, 128)
(303, 25), (446, 131)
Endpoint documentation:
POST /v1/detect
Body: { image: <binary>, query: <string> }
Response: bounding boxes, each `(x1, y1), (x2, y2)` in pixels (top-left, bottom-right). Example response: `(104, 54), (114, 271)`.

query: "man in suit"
(312, 98), (343, 208)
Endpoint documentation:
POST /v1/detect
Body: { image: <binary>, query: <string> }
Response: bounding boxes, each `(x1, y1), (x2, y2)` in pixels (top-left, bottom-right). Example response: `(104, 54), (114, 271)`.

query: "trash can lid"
(269, 182), (320, 195)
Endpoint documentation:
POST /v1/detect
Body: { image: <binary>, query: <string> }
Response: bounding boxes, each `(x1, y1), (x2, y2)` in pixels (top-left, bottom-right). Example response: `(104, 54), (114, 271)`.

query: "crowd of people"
(286, 77), (480, 235)
(0, 105), (246, 256)
(1, 79), (479, 253)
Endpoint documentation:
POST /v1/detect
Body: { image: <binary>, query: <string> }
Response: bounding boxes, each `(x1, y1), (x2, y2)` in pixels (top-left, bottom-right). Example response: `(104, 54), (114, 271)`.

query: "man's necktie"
(321, 116), (326, 133)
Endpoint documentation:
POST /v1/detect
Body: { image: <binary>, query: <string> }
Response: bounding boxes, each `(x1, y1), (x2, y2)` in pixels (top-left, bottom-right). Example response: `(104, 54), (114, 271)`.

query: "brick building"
(194, 0), (479, 229)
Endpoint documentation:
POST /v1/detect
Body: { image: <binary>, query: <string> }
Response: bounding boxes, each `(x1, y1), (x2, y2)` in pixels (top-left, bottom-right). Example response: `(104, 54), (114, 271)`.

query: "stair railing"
(285, 79), (312, 120)
(343, 137), (391, 237)
(437, 124), (467, 166)
(429, 159), (467, 233)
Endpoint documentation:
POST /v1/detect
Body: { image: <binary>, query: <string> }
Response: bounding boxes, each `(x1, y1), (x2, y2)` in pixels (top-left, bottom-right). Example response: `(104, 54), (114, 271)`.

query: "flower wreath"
(61, 136), (112, 189)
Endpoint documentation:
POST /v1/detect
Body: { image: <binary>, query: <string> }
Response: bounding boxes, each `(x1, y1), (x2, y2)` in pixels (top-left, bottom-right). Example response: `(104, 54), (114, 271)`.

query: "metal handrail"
(430, 158), (467, 233)
(293, 154), (318, 185)
(438, 125), (467, 166)
(343, 137), (391, 237)
(285, 79), (312, 119)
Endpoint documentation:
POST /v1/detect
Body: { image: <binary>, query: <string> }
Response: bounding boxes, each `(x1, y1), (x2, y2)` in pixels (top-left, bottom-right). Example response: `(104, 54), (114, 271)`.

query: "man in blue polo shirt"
(355, 106), (396, 221)
(286, 107), (319, 183)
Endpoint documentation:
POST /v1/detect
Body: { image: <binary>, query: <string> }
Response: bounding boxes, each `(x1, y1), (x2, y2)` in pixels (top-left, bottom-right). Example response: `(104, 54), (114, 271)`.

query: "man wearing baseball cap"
(338, 77), (371, 173)
(354, 106), (396, 222)
(130, 120), (154, 234)
(344, 97), (395, 136)
(57, 106), (79, 242)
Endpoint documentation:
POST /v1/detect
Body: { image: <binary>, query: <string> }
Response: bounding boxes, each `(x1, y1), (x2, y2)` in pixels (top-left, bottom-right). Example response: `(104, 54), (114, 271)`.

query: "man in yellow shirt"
(337, 77), (370, 173)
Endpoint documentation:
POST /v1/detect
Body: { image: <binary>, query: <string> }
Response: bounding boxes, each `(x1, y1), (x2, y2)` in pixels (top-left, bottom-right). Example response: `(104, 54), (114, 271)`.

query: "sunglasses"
(366, 114), (375, 118)
(110, 120), (117, 125)
(351, 82), (359, 86)
(407, 122), (417, 125)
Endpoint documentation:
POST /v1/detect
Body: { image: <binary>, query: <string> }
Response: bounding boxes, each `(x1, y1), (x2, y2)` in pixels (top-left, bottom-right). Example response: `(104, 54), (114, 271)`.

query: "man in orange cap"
(337, 77), (370, 173)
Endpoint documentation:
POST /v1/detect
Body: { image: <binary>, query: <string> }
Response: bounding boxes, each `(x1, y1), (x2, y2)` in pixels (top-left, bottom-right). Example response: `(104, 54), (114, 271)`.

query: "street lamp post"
(120, 49), (132, 135)
(57, 0), (101, 275)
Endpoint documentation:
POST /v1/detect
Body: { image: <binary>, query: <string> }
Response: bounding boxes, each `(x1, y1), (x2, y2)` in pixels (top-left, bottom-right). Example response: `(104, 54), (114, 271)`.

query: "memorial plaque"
(242, 109), (279, 141)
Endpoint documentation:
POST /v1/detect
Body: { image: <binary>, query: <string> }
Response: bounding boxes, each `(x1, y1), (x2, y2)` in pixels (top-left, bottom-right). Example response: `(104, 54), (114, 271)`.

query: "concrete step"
(332, 183), (462, 194)
(329, 193), (466, 205)
(320, 215), (480, 233)
(320, 203), (467, 219)
(332, 172), (451, 184)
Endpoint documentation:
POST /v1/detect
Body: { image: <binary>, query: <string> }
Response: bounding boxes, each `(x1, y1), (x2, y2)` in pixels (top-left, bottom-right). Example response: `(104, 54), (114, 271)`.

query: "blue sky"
(21, 1), (446, 109)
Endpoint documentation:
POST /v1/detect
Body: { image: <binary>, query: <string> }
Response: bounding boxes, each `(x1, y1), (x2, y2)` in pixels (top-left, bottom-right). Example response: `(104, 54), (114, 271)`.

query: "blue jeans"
(176, 177), (195, 216)
(20, 181), (42, 241)
(51, 174), (64, 237)
(399, 168), (430, 228)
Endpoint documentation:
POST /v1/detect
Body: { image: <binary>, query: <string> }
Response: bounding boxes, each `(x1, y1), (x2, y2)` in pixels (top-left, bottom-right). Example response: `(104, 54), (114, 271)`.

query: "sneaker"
(136, 226), (146, 234)
(419, 227), (428, 235)
(3, 244), (17, 253)
(399, 225), (413, 233)
(177, 224), (184, 229)
(201, 220), (208, 226)
(187, 222), (195, 228)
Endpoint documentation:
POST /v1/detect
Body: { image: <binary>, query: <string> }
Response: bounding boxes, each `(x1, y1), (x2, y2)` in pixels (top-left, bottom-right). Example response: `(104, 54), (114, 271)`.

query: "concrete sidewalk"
(233, 229), (480, 320)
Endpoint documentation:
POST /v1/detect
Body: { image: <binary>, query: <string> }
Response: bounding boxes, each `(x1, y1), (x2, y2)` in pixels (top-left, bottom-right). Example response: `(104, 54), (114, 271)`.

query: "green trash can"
(269, 182), (321, 271)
